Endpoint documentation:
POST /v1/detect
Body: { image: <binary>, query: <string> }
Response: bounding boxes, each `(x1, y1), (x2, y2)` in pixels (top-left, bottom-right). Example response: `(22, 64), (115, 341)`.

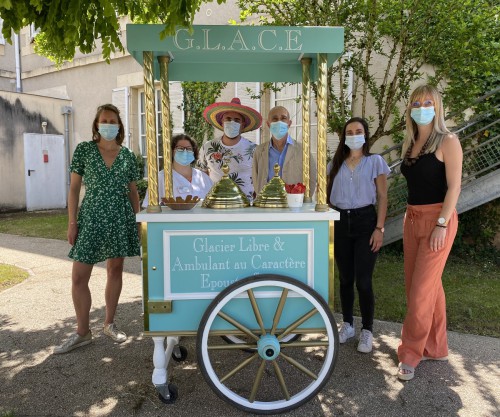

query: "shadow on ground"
(0, 233), (499, 416)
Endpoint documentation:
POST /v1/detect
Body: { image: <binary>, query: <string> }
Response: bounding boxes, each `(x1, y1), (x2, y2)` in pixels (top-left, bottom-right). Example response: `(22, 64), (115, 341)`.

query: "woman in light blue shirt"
(327, 117), (390, 354)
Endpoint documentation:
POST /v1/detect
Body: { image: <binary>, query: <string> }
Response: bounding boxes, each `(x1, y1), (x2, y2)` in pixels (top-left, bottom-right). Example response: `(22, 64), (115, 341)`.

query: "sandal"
(398, 362), (415, 381)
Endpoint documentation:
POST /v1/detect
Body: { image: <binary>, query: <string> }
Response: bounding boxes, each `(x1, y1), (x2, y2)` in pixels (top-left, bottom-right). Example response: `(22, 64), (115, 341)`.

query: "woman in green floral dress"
(54, 104), (140, 354)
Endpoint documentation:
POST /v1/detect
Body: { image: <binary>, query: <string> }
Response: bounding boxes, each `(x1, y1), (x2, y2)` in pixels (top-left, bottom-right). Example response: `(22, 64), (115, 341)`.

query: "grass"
(0, 209), (68, 240)
(334, 252), (500, 337)
(0, 209), (498, 337)
(0, 264), (29, 292)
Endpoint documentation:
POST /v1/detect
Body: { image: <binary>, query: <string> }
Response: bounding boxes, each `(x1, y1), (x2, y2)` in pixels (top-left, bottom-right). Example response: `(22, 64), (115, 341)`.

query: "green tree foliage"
(0, 0), (225, 65)
(238, 0), (500, 144)
(181, 82), (227, 148)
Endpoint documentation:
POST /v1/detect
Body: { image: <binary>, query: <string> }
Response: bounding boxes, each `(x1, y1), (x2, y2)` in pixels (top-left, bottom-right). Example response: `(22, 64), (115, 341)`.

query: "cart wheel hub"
(257, 334), (280, 360)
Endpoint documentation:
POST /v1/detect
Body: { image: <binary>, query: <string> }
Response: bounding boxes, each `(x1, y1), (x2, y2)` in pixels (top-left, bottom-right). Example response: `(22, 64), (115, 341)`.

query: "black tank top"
(401, 153), (447, 205)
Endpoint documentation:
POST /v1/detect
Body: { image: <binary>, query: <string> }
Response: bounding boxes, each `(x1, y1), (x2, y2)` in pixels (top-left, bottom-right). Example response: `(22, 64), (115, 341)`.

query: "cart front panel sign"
(163, 229), (313, 300)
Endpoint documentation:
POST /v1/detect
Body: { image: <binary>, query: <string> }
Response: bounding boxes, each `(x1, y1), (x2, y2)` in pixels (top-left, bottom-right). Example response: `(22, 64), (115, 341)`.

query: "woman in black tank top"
(396, 85), (463, 381)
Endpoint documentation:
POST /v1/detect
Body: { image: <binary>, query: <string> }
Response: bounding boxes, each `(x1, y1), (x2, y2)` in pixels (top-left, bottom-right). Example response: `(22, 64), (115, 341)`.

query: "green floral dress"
(68, 141), (140, 264)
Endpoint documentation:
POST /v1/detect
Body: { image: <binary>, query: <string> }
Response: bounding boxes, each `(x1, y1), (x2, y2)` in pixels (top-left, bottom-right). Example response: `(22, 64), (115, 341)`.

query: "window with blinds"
(138, 82), (184, 175)
(234, 82), (262, 145)
(271, 63), (353, 159)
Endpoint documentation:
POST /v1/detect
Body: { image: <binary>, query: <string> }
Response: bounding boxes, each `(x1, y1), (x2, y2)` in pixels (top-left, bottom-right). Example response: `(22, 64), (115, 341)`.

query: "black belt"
(333, 205), (375, 215)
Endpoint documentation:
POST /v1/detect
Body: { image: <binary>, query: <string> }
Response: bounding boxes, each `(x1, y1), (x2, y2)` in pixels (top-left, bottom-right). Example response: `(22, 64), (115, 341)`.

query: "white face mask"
(345, 134), (365, 150)
(411, 106), (435, 126)
(269, 121), (289, 139)
(98, 123), (119, 141)
(223, 121), (241, 139)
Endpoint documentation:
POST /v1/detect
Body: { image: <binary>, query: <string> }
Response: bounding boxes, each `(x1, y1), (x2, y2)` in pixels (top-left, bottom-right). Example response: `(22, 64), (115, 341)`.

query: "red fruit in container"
(285, 183), (306, 194)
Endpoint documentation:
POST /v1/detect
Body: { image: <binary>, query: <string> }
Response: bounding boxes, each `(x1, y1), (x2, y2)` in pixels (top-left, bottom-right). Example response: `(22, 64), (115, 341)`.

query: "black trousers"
(334, 205), (378, 332)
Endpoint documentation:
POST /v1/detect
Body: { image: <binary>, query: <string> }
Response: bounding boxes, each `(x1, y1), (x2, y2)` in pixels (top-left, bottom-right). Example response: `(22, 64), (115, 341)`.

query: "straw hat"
(203, 97), (262, 133)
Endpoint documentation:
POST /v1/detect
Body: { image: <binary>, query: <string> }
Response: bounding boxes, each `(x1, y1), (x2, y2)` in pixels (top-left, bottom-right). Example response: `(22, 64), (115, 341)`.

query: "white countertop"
(136, 203), (339, 223)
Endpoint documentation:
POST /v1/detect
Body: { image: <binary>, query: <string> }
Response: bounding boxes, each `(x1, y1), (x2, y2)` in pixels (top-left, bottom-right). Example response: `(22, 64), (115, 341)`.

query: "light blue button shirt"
(268, 135), (294, 181)
(328, 154), (390, 209)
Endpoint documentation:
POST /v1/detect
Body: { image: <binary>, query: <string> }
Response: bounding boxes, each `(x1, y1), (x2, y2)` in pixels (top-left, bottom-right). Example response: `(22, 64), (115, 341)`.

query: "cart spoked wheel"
(220, 333), (300, 353)
(197, 274), (338, 415)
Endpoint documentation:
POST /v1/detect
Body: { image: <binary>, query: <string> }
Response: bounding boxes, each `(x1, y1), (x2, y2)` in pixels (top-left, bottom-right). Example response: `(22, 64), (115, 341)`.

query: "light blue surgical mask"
(345, 134), (365, 150)
(269, 121), (289, 139)
(98, 123), (119, 141)
(174, 149), (195, 166)
(411, 106), (435, 126)
(223, 121), (241, 139)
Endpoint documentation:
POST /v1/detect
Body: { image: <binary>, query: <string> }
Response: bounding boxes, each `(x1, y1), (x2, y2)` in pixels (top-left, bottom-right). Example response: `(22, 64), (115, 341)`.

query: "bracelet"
(436, 224), (447, 229)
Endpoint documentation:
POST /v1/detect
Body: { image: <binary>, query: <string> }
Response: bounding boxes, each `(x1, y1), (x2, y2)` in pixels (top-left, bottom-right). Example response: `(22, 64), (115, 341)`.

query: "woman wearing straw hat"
(199, 97), (262, 199)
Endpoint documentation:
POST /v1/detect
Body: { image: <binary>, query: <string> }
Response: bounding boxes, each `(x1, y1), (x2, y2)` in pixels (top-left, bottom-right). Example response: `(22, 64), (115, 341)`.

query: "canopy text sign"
(126, 25), (344, 82)
(173, 28), (303, 52)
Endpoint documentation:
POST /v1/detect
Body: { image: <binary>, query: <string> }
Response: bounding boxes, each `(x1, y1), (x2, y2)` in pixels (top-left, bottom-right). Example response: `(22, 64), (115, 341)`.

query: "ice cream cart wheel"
(158, 384), (178, 404)
(197, 274), (339, 415)
(220, 333), (301, 353)
(171, 345), (188, 362)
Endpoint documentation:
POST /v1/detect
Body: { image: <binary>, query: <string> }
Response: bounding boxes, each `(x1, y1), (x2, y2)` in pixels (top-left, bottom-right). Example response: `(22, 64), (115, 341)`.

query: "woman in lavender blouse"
(327, 117), (390, 354)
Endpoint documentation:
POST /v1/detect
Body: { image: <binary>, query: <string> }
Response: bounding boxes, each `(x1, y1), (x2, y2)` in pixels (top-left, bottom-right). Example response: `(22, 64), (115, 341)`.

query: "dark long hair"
(326, 117), (371, 207)
(91, 104), (125, 145)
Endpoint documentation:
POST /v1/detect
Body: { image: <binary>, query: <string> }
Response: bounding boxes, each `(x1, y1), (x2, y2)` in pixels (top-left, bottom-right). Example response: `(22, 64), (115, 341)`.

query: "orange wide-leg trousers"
(398, 203), (458, 368)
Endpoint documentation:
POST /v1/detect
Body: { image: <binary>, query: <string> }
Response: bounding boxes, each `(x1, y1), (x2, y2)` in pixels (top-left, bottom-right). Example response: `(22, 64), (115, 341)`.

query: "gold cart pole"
(315, 53), (329, 212)
(159, 56), (173, 199)
(301, 58), (312, 203)
(143, 51), (161, 213)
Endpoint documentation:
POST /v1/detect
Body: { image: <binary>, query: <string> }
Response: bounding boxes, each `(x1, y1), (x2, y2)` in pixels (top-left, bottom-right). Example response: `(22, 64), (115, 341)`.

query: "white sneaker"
(338, 322), (355, 344)
(103, 323), (127, 343)
(357, 329), (373, 353)
(54, 331), (92, 354)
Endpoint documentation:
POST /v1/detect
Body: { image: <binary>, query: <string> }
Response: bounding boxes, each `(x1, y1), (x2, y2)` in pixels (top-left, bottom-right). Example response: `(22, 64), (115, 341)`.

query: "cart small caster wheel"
(158, 384), (178, 404)
(172, 345), (188, 362)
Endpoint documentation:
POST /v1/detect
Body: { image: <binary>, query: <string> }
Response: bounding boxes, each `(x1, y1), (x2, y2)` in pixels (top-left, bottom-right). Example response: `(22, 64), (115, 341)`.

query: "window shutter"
(0, 18), (4, 45)
(169, 81), (184, 134)
(112, 87), (130, 148)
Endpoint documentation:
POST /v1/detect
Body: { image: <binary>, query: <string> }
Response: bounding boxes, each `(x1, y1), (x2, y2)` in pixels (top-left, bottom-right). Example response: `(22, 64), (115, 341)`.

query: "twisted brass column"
(315, 53), (329, 212)
(159, 56), (173, 200)
(301, 58), (312, 203)
(143, 51), (161, 213)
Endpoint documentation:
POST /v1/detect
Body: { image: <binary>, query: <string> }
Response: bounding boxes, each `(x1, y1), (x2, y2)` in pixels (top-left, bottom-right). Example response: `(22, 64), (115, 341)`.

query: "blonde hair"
(401, 85), (451, 158)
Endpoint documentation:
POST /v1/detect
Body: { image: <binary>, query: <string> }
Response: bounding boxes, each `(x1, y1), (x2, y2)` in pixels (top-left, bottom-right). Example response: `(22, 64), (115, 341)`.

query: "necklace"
(403, 138), (430, 166)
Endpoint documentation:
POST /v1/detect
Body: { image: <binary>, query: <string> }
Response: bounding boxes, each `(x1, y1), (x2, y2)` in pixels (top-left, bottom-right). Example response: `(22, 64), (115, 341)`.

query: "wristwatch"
(375, 226), (385, 233)
(437, 217), (447, 226)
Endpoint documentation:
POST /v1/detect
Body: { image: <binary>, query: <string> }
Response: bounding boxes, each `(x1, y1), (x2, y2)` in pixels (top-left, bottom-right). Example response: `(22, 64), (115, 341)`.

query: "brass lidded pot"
(253, 164), (288, 208)
(202, 164), (250, 209)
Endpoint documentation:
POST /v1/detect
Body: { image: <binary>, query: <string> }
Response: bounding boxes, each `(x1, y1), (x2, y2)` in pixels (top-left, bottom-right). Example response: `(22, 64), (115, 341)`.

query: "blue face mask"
(98, 123), (119, 141)
(411, 106), (435, 126)
(269, 121), (289, 139)
(223, 121), (241, 139)
(345, 134), (365, 150)
(174, 149), (195, 166)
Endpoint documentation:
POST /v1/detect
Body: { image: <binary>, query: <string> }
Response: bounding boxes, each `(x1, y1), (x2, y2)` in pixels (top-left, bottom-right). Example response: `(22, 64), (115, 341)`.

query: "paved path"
(0, 233), (499, 417)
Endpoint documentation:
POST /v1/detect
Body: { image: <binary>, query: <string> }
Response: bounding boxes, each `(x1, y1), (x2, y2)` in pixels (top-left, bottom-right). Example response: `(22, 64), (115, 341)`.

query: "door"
(24, 133), (67, 211)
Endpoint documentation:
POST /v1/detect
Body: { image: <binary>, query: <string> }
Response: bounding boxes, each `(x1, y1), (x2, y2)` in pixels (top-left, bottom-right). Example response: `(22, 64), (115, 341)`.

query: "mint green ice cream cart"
(128, 24), (344, 414)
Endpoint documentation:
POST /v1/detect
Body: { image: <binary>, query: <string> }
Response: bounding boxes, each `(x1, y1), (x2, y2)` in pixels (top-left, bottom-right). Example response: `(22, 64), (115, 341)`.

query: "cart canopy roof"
(126, 25), (344, 82)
